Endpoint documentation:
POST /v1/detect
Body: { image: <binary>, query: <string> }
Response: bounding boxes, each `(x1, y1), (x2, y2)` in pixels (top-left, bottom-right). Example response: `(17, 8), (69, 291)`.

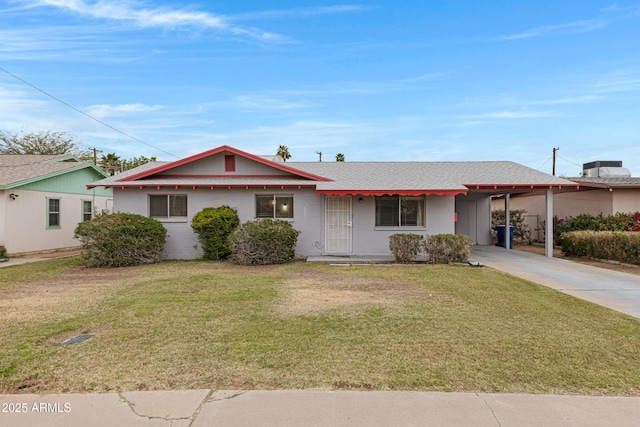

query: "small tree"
(335, 153), (345, 162)
(276, 145), (291, 162)
(229, 219), (299, 265)
(122, 155), (157, 171)
(74, 213), (167, 267)
(191, 206), (240, 260)
(0, 130), (91, 160)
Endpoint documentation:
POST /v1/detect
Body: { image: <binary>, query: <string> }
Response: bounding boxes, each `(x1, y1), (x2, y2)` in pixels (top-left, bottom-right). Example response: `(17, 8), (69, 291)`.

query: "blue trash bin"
(494, 225), (515, 248)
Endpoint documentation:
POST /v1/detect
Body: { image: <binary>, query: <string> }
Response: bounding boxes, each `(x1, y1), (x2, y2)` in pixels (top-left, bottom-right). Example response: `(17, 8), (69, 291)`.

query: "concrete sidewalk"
(2, 390), (640, 427)
(470, 245), (640, 319)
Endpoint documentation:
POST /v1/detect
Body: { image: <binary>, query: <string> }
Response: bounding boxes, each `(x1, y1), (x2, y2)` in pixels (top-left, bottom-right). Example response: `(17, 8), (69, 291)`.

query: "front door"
(325, 196), (352, 253)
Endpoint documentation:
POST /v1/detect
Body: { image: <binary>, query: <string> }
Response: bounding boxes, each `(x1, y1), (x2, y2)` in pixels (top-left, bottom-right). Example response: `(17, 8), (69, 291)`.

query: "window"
(255, 194), (293, 219)
(375, 196), (424, 227)
(82, 200), (93, 221)
(47, 198), (61, 228)
(150, 195), (187, 220)
(224, 155), (236, 172)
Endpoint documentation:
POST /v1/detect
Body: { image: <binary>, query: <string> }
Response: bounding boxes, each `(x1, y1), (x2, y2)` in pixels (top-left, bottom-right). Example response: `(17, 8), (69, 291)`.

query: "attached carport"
(456, 182), (580, 258)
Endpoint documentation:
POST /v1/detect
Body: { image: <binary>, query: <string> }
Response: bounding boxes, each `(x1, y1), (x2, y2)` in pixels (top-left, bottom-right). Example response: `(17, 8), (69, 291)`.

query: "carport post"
(504, 193), (511, 250)
(545, 189), (553, 257)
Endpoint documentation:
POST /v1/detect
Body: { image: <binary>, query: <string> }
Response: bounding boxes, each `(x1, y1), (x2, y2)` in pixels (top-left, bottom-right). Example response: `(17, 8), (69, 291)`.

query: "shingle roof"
(0, 154), (106, 188)
(288, 161), (577, 193)
(90, 152), (577, 194)
(570, 177), (640, 188)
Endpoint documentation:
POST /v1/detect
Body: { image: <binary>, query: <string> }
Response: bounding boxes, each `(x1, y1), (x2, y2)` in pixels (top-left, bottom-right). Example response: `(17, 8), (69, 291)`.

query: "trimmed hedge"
(561, 231), (640, 265)
(229, 219), (300, 265)
(74, 213), (167, 267)
(191, 205), (240, 260)
(552, 212), (640, 245)
(389, 233), (424, 263)
(388, 233), (471, 264)
(424, 234), (471, 264)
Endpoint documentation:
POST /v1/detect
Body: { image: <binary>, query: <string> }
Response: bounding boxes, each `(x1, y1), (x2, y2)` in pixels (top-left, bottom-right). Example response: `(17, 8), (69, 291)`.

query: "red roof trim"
(118, 145), (331, 183)
(92, 183), (318, 190)
(316, 189), (467, 196)
(154, 174), (300, 179)
(465, 183), (581, 190)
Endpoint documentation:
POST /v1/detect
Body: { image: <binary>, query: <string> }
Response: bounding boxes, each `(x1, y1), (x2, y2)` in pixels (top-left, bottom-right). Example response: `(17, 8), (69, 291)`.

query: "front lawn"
(1, 258), (639, 395)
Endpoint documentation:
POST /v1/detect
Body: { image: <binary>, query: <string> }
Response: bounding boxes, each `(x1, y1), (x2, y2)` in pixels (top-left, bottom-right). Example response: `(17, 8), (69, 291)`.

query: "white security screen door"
(325, 196), (352, 253)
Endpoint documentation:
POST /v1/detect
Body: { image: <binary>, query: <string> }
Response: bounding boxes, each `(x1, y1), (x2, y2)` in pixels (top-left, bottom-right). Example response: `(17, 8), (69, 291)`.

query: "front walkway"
(470, 245), (640, 319)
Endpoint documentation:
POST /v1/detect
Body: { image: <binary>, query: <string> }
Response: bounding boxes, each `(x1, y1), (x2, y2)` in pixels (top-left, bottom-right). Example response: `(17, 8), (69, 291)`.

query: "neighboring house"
(0, 155), (112, 255)
(88, 145), (577, 259)
(492, 161), (640, 241)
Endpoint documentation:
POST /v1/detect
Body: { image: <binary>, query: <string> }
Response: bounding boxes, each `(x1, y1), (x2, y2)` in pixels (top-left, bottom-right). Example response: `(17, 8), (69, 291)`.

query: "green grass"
(1, 259), (639, 395)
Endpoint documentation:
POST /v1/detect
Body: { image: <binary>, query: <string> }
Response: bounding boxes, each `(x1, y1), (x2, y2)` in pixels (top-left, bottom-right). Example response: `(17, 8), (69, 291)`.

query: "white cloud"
(230, 5), (370, 21)
(498, 19), (606, 40)
(467, 110), (563, 119)
(23, 0), (287, 42)
(86, 103), (164, 118)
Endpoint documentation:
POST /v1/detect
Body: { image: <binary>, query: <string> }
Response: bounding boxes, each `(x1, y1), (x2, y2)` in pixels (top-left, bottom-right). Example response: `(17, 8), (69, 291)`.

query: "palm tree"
(335, 153), (345, 162)
(99, 153), (122, 176)
(276, 145), (291, 162)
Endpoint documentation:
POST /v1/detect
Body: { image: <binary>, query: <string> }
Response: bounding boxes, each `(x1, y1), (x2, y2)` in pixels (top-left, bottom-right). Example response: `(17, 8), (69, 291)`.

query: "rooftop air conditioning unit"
(582, 161), (630, 178)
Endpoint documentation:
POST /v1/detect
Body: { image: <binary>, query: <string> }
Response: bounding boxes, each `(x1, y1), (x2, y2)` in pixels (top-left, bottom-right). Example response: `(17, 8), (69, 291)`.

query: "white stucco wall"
(113, 187), (324, 259)
(612, 189), (640, 214)
(1, 189), (112, 254)
(113, 189), (458, 259)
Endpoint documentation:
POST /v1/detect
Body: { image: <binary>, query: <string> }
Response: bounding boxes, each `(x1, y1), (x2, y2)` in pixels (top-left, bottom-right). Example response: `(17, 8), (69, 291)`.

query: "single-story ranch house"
(88, 145), (578, 259)
(1, 154), (112, 255)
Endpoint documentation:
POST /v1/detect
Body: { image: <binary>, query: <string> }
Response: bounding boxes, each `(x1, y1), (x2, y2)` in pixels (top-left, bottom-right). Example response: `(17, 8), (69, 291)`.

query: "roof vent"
(582, 161), (630, 178)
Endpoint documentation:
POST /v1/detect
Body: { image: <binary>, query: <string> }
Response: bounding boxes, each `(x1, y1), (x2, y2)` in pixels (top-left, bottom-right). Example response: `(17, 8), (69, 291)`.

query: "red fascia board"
(465, 183), (581, 190)
(118, 145), (331, 183)
(94, 183), (318, 190)
(316, 189), (467, 196)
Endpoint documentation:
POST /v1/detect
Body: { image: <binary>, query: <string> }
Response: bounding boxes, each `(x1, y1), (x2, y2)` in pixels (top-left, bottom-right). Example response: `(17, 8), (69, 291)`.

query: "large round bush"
(74, 213), (167, 267)
(191, 205), (240, 260)
(228, 219), (299, 265)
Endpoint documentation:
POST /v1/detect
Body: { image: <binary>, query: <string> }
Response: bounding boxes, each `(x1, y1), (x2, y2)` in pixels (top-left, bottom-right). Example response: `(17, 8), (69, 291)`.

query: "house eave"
(315, 189), (468, 196)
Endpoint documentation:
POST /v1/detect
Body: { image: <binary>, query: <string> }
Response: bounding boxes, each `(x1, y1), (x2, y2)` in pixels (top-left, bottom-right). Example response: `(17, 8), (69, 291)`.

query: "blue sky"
(1, 1), (639, 176)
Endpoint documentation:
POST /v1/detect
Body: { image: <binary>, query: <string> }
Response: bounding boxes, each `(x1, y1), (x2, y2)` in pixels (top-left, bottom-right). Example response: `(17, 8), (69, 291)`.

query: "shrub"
(74, 213), (167, 267)
(424, 234), (471, 264)
(229, 219), (300, 265)
(389, 233), (424, 263)
(549, 212), (640, 245)
(491, 209), (531, 244)
(191, 205), (240, 260)
(0, 245), (7, 259)
(561, 231), (640, 265)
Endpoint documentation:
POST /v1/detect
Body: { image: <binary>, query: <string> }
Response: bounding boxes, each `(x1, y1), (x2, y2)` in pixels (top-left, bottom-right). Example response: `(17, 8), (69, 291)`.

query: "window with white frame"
(82, 200), (93, 221)
(47, 197), (61, 228)
(149, 194), (188, 220)
(375, 196), (424, 227)
(255, 194), (293, 219)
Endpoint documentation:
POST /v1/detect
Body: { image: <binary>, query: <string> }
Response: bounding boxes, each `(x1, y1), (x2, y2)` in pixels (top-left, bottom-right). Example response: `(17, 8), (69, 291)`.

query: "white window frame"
(81, 199), (93, 222)
(46, 197), (61, 229)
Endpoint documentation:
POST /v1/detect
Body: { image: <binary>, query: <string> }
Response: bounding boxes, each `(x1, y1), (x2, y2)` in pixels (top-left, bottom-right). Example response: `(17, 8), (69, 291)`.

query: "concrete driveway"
(470, 246), (640, 319)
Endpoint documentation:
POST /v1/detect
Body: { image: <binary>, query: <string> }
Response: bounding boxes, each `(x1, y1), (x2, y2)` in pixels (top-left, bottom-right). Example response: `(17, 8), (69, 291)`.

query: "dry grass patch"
(278, 266), (432, 315)
(1, 258), (640, 395)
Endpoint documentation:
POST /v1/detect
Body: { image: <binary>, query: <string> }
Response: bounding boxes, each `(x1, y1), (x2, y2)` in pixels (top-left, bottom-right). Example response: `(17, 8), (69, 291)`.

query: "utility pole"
(92, 148), (103, 165)
(552, 147), (559, 176)
(316, 151), (322, 162)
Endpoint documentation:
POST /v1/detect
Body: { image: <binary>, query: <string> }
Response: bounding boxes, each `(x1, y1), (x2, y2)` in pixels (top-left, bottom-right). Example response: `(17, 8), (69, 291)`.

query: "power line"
(0, 66), (180, 159)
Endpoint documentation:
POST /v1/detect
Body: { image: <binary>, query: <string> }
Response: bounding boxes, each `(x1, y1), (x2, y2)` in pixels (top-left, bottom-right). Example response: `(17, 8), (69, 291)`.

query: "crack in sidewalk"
(117, 389), (214, 426)
(476, 393), (502, 427)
